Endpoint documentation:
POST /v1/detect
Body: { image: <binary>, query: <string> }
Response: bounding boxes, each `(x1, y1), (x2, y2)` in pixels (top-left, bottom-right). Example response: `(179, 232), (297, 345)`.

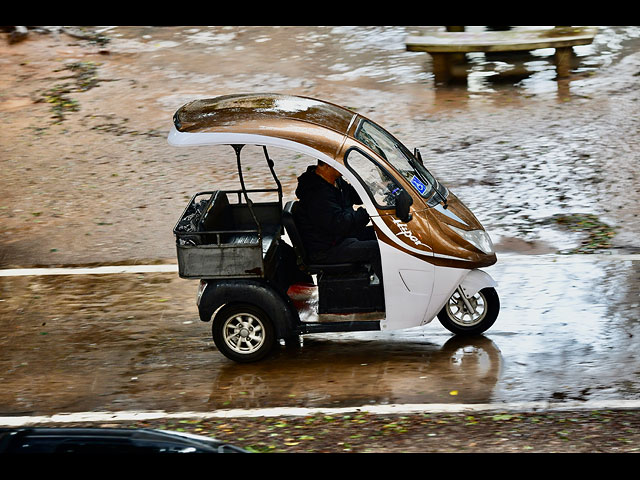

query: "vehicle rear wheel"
(437, 287), (499, 335)
(212, 304), (275, 363)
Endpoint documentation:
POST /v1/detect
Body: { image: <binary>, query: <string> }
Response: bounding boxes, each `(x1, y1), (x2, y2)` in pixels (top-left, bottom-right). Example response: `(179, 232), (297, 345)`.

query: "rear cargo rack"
(173, 145), (283, 279)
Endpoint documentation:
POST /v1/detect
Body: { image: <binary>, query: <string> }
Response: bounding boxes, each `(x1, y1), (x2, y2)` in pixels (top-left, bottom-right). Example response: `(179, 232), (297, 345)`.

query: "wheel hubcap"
(446, 289), (487, 327)
(223, 312), (265, 354)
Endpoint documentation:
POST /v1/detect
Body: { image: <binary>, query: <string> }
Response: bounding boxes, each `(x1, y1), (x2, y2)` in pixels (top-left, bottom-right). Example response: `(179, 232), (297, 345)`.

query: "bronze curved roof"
(172, 94), (358, 158)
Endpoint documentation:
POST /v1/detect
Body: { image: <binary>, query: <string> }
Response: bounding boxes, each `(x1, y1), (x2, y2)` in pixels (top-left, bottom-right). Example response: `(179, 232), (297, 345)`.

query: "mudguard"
(458, 269), (497, 298)
(198, 279), (300, 339)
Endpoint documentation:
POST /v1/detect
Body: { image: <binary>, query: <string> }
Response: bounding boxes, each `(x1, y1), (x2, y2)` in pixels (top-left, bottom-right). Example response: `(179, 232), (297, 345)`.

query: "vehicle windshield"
(355, 119), (447, 206)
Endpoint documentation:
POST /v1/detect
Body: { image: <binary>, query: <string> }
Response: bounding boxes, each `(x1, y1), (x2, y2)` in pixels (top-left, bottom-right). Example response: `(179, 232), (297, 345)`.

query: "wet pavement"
(1, 253), (639, 416)
(0, 26), (639, 419)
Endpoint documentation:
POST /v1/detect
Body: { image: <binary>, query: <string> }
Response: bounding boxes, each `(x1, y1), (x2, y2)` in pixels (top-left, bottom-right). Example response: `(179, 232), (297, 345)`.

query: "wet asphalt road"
(1, 253), (639, 417)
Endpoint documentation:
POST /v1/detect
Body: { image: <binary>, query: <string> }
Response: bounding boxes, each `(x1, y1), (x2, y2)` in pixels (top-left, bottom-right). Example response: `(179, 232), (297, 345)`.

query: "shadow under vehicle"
(169, 94), (499, 362)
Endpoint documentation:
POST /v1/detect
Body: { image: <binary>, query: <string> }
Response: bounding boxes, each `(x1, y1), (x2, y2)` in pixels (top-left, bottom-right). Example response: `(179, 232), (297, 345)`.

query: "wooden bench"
(406, 26), (598, 83)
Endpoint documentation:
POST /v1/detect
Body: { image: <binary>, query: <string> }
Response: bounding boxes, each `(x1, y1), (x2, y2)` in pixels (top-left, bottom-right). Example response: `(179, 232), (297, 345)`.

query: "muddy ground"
(1, 26), (640, 454)
(44, 409), (640, 453)
(1, 26), (639, 268)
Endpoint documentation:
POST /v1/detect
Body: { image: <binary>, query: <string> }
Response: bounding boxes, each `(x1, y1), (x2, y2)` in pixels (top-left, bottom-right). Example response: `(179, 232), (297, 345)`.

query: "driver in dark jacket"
(294, 161), (382, 282)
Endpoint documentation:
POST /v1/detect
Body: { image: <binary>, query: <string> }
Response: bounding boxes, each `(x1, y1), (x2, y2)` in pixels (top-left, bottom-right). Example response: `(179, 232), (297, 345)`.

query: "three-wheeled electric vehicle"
(169, 94), (499, 362)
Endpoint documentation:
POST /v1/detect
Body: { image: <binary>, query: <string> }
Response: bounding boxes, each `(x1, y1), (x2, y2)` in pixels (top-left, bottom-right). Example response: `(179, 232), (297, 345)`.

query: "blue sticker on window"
(411, 175), (427, 195)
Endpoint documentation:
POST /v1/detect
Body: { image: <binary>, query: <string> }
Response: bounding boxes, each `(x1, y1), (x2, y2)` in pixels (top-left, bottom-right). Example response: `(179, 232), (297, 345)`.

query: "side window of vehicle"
(345, 148), (402, 209)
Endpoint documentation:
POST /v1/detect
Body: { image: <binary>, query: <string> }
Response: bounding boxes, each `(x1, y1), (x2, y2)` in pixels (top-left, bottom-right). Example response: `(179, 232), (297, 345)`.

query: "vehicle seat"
(282, 200), (359, 274)
(198, 191), (234, 244)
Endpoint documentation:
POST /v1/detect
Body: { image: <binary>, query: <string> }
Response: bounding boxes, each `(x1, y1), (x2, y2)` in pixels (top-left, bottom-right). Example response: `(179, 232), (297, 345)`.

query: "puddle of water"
(483, 257), (640, 402)
(1, 256), (639, 413)
(102, 25), (640, 103)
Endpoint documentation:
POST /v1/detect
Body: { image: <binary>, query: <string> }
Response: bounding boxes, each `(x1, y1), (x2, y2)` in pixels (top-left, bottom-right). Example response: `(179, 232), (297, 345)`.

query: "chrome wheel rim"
(445, 290), (487, 328)
(223, 312), (265, 354)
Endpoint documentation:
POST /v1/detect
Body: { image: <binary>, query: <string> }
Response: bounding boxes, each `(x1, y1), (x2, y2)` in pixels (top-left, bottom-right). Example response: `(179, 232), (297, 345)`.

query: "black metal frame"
(232, 144), (283, 230)
(173, 144), (283, 246)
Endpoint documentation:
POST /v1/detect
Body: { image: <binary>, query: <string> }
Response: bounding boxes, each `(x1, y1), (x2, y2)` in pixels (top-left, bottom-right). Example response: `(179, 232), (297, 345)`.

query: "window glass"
(345, 149), (401, 208)
(355, 120), (447, 205)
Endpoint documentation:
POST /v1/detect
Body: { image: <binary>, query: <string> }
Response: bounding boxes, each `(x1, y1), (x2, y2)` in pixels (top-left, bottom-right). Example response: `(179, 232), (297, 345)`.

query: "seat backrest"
(282, 200), (309, 267)
(283, 200), (361, 274)
(198, 191), (234, 243)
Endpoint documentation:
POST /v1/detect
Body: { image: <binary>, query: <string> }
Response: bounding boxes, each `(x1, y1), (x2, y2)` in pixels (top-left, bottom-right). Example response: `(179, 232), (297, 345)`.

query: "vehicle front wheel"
(437, 287), (499, 336)
(212, 304), (275, 363)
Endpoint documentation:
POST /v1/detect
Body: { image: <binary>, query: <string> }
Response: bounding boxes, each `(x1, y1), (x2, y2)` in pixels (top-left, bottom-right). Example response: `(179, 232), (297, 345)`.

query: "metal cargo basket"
(173, 189), (282, 279)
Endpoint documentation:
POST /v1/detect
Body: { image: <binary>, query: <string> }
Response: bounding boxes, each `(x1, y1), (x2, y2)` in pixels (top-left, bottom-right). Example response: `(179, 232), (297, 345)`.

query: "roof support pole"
(262, 146), (282, 208)
(232, 144), (261, 237)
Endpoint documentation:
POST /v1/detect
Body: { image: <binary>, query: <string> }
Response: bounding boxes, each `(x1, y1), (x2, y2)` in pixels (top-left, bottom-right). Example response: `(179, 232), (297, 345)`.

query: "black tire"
(212, 303), (276, 363)
(437, 287), (500, 336)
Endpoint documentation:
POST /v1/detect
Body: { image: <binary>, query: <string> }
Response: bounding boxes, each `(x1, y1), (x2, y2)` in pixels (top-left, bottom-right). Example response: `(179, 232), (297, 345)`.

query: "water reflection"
(207, 335), (502, 409)
(105, 26), (639, 99)
(484, 256), (640, 402)
(404, 26), (638, 101)
(2, 255), (639, 415)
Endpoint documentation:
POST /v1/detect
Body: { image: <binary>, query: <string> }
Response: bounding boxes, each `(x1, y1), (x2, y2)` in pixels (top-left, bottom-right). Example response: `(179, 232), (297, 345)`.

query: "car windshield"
(355, 119), (447, 206)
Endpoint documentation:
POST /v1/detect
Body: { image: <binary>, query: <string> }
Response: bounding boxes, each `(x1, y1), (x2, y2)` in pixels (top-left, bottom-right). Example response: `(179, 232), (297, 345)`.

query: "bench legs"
(430, 53), (451, 83)
(430, 47), (574, 83)
(554, 47), (572, 78)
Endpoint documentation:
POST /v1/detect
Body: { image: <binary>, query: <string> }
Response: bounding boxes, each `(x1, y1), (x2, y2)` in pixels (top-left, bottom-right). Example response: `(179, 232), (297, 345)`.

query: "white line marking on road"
(0, 264), (178, 277)
(0, 254), (638, 277)
(3, 400), (640, 427)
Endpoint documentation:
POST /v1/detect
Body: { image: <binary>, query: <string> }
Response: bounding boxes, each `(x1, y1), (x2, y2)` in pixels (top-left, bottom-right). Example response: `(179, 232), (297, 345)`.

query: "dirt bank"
(15, 408), (640, 453)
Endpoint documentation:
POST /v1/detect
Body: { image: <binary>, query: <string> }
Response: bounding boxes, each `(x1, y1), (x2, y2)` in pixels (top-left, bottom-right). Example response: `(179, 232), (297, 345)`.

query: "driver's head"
(316, 160), (342, 179)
